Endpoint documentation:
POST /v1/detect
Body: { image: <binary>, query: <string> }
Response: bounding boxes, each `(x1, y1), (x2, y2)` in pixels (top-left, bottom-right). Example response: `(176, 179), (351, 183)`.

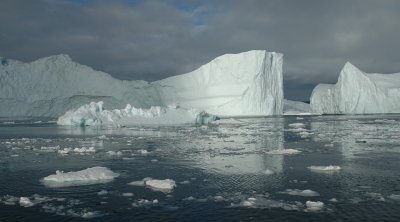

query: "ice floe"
(305, 201), (324, 211)
(265, 149), (302, 155)
(278, 189), (320, 197)
(308, 165), (341, 172)
(42, 166), (119, 187)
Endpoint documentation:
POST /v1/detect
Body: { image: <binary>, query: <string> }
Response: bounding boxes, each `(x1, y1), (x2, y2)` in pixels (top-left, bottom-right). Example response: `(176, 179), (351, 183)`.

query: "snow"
(0, 50), (284, 118)
(57, 101), (218, 126)
(42, 166), (119, 187)
(278, 189), (320, 197)
(311, 62), (400, 114)
(308, 165), (341, 172)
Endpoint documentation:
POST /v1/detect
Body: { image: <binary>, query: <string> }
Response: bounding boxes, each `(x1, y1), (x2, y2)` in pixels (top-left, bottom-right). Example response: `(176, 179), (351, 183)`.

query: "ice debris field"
(1, 114), (400, 220)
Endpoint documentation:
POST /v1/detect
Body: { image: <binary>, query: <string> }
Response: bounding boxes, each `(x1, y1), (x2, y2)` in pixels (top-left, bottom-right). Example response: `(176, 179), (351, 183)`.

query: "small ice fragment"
(389, 194), (400, 201)
(128, 180), (145, 186)
(145, 179), (176, 193)
(266, 149), (301, 155)
(305, 201), (324, 211)
(122, 193), (134, 197)
(97, 190), (108, 195)
(308, 165), (341, 172)
(179, 180), (190, 184)
(278, 189), (319, 197)
(288, 123), (305, 128)
(19, 197), (34, 207)
(264, 169), (275, 175)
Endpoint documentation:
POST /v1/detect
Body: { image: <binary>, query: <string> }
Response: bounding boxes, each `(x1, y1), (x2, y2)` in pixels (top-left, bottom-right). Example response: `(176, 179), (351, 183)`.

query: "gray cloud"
(1, 0), (399, 100)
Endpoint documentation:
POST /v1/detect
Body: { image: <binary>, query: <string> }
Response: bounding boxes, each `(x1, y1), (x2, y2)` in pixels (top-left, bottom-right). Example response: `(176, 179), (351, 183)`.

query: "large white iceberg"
(57, 101), (217, 126)
(311, 62), (400, 114)
(155, 50), (283, 116)
(0, 50), (283, 118)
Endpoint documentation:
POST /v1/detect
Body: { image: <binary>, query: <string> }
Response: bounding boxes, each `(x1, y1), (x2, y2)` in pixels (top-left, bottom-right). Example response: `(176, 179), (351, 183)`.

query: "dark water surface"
(1, 115), (400, 221)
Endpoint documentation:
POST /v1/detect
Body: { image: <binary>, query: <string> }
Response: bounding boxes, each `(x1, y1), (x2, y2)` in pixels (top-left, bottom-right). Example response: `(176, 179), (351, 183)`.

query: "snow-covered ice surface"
(1, 114), (400, 221)
(311, 62), (400, 114)
(0, 50), (283, 118)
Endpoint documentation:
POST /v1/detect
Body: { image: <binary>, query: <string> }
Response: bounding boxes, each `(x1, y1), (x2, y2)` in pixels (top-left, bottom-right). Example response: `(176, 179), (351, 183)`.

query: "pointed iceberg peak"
(342, 62), (362, 72)
(34, 54), (74, 65)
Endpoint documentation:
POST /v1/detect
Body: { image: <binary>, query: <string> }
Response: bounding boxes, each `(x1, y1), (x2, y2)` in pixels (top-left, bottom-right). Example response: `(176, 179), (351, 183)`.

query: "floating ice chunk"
(0, 195), (19, 205)
(328, 198), (338, 202)
(122, 193), (134, 197)
(132, 199), (159, 207)
(145, 179), (176, 193)
(288, 123), (305, 128)
(19, 197), (34, 207)
(308, 165), (341, 172)
(389, 194), (400, 201)
(278, 189), (319, 197)
(263, 169), (275, 175)
(266, 149), (302, 155)
(305, 201), (324, 211)
(232, 197), (302, 211)
(183, 196), (196, 201)
(106, 151), (122, 156)
(58, 148), (72, 154)
(42, 166), (119, 187)
(97, 190), (108, 196)
(81, 211), (103, 219)
(73, 147), (96, 153)
(136, 149), (150, 155)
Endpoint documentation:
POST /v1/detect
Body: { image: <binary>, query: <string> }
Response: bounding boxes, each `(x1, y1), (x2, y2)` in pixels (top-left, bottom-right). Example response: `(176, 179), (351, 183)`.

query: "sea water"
(0, 115), (400, 221)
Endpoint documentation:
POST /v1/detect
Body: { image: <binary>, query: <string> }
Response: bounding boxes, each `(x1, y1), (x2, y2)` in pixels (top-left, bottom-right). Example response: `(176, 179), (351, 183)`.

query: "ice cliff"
(155, 51), (283, 116)
(310, 62), (400, 114)
(0, 50), (283, 118)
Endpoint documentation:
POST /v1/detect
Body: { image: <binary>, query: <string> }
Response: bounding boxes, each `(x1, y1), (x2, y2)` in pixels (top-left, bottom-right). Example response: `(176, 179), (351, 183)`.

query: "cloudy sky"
(1, 0), (399, 100)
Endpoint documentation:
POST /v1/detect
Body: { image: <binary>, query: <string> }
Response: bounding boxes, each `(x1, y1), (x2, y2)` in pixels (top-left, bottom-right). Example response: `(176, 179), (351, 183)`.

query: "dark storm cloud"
(1, 0), (399, 100)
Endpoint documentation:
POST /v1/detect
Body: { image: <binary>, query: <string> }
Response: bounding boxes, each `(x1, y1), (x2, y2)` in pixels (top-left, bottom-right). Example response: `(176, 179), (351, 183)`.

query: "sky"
(1, 0), (400, 101)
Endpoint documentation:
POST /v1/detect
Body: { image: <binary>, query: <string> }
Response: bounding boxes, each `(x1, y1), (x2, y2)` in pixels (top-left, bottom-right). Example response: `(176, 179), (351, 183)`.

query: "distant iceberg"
(311, 62), (400, 114)
(57, 101), (218, 126)
(0, 50), (284, 118)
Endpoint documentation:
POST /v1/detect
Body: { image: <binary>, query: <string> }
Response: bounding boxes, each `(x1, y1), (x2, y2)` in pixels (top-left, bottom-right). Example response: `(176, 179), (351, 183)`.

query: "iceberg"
(57, 101), (218, 126)
(0, 50), (283, 118)
(155, 50), (283, 116)
(283, 99), (311, 115)
(310, 62), (400, 114)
